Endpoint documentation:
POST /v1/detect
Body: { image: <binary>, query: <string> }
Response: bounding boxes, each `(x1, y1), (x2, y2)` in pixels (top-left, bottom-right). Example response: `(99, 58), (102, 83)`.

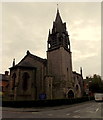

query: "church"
(8, 8), (84, 101)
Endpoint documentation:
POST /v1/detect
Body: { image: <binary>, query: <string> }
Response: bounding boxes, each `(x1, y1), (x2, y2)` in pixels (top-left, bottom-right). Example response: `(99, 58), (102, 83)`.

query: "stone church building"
(9, 8), (84, 101)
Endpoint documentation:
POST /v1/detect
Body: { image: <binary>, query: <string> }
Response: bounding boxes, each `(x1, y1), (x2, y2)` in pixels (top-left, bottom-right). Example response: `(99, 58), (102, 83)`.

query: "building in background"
(83, 74), (103, 97)
(0, 71), (10, 98)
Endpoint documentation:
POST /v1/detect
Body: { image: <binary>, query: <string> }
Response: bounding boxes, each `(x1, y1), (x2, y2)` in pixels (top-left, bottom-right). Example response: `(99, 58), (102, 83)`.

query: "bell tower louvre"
(47, 8), (71, 52)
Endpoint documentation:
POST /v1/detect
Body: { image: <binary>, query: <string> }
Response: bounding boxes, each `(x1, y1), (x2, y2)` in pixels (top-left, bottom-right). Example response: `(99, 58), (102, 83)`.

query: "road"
(1, 100), (103, 118)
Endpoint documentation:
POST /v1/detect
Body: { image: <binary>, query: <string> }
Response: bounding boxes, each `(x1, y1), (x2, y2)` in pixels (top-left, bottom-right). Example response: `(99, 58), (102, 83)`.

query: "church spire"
(57, 4), (59, 16)
(80, 67), (83, 77)
(55, 4), (62, 24)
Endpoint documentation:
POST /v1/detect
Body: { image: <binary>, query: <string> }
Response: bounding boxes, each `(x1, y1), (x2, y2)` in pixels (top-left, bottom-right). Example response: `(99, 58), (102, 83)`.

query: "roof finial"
(57, 4), (59, 12)
(13, 58), (15, 67)
(27, 50), (30, 55)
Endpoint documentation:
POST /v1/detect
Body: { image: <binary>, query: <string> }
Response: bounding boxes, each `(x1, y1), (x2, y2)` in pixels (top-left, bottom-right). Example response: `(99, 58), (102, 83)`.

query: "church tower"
(47, 8), (74, 99)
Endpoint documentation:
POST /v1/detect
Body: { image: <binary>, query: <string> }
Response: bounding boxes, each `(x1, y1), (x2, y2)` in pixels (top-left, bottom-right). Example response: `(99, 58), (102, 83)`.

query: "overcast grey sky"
(1, 2), (101, 78)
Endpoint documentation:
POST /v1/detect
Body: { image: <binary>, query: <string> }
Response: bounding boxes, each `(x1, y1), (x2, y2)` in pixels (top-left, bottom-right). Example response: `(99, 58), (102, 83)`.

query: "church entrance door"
(68, 90), (74, 98)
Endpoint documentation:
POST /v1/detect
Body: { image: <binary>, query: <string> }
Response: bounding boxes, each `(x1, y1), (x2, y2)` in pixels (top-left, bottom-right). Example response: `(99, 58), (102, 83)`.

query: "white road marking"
(86, 111), (95, 113)
(48, 114), (53, 116)
(96, 108), (99, 112)
(73, 115), (80, 118)
(66, 113), (70, 116)
(74, 110), (80, 113)
(32, 112), (39, 114)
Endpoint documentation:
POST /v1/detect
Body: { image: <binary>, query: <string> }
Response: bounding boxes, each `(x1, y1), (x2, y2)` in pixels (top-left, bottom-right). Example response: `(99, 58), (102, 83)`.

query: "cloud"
(2, 2), (101, 78)
(70, 23), (101, 41)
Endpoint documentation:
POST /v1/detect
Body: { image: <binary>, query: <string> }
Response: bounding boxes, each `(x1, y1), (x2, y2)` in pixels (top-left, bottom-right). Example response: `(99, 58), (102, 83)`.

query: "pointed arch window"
(12, 73), (16, 90)
(76, 84), (79, 91)
(22, 72), (30, 91)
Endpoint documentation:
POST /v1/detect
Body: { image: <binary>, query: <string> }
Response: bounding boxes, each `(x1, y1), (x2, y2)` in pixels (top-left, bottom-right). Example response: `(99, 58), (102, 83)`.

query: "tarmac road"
(1, 100), (103, 118)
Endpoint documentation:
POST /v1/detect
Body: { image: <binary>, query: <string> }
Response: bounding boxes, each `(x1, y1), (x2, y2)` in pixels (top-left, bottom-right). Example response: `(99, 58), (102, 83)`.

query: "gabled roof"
(10, 51), (47, 69)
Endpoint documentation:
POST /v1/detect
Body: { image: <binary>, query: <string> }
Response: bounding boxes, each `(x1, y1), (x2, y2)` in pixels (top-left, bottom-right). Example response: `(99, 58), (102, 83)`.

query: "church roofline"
(73, 71), (82, 77)
(9, 51), (47, 69)
(29, 53), (47, 63)
(9, 65), (36, 70)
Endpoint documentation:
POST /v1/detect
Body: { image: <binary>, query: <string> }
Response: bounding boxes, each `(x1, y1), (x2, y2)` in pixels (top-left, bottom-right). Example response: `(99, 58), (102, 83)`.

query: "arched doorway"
(68, 90), (74, 98)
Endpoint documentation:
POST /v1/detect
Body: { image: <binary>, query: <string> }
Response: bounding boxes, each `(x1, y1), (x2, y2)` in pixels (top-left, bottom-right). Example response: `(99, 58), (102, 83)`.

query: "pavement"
(2, 100), (95, 112)
(2, 100), (103, 118)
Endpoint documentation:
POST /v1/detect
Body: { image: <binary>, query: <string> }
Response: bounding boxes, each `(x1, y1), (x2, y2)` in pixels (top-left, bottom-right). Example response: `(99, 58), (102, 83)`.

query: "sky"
(1, 2), (101, 78)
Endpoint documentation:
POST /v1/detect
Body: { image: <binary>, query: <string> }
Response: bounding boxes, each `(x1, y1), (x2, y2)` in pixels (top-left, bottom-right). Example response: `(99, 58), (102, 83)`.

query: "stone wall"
(47, 47), (73, 99)
(9, 55), (47, 101)
(73, 72), (84, 98)
(44, 76), (53, 99)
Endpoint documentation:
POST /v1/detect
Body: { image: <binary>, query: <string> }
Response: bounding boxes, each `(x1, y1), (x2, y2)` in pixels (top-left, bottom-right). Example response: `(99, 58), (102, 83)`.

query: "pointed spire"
(55, 4), (62, 23)
(80, 67), (83, 77)
(13, 58), (15, 67)
(57, 4), (59, 12)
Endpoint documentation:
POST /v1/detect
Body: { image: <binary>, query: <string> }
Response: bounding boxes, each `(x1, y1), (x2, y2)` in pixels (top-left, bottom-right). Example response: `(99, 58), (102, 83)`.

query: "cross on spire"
(57, 3), (59, 13)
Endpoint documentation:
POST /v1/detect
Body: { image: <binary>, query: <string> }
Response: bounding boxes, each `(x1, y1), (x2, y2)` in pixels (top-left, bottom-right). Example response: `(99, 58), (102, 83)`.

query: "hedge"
(2, 96), (94, 108)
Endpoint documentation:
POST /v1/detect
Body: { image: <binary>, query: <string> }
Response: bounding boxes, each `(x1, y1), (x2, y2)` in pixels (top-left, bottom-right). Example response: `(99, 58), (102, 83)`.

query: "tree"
(88, 74), (103, 93)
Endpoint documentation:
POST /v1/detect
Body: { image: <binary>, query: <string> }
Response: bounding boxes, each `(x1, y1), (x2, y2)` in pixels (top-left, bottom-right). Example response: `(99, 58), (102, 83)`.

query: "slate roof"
(9, 51), (47, 69)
